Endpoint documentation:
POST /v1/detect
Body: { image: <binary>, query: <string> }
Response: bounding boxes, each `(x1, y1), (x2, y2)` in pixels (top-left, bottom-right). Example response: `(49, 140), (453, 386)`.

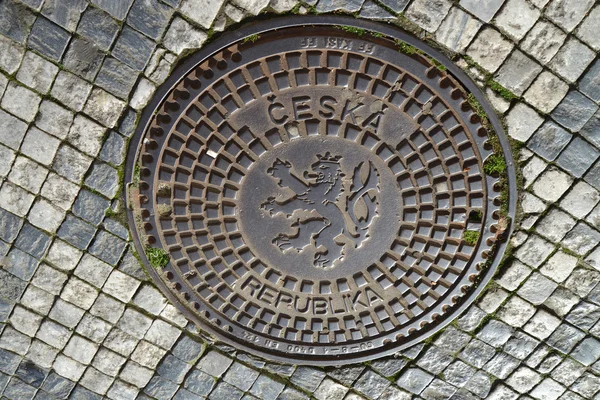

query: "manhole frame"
(124, 15), (518, 365)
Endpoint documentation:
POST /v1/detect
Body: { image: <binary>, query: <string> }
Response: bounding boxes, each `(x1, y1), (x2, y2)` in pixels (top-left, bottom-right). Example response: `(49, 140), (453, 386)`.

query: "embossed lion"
(260, 152), (380, 269)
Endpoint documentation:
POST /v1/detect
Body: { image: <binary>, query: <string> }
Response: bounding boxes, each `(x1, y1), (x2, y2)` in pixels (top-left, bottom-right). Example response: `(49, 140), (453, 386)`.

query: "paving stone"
(497, 260), (532, 291)
(90, 294), (125, 324)
(578, 60), (600, 103)
(184, 369), (215, 396)
(117, 308), (152, 340)
(495, 0), (539, 40)
(9, 305), (42, 337)
(15, 360), (47, 388)
(358, 0), (395, 20)
(0, 208), (22, 244)
(92, 347), (127, 376)
(0, 144), (15, 179)
(0, 34), (25, 74)
(524, 71), (568, 114)
(31, 264), (67, 296)
(515, 235), (554, 268)
(208, 381), (243, 400)
(63, 335), (99, 365)
(58, 215), (96, 249)
(566, 267), (600, 297)
(0, 348), (21, 375)
(562, 223), (600, 255)
(585, 159), (600, 192)
(588, 203), (600, 229)
(550, 286), (582, 319)
(434, 7), (481, 52)
(41, 0), (87, 31)
(3, 247), (39, 281)
(120, 360), (153, 388)
(77, 6), (119, 51)
(62, 37), (104, 81)
(127, 0), (172, 40)
(459, 0), (503, 22)
(545, 0), (595, 32)
(404, 0), (452, 33)
(158, 354), (193, 384)
(523, 309), (561, 340)
(0, 110), (26, 151)
(520, 20), (567, 65)
(460, 339), (496, 368)
(558, 137), (599, 178)
(162, 17), (208, 57)
(196, 350), (232, 378)
(518, 272), (558, 305)
(484, 352), (520, 379)
(85, 162), (120, 198)
(567, 301), (600, 331)
(571, 372), (600, 398)
(51, 71), (93, 112)
(108, 379), (140, 399)
(462, 370), (492, 397)
(494, 50), (542, 96)
(73, 255), (112, 290)
(98, 131), (126, 167)
(223, 361), (259, 391)
(8, 156), (48, 194)
(443, 360), (476, 387)
(570, 337), (600, 366)
(396, 367), (433, 394)
(20, 285), (54, 315)
(416, 346), (453, 374)
(49, 300), (83, 330)
(0, 182), (35, 217)
(1, 82), (41, 122)
(96, 57), (138, 99)
(551, 358), (585, 387)
(179, 0), (224, 28)
(576, 5), (600, 51)
(3, 377), (36, 399)
(457, 306), (487, 332)
(16, 51), (59, 93)
(527, 121), (571, 162)
(434, 326), (471, 353)
(477, 320), (514, 347)
(0, 0), (36, 44)
(75, 313), (112, 343)
(506, 366), (542, 393)
(131, 340), (166, 369)
(112, 26), (155, 71)
(144, 319), (180, 350)
(72, 190), (110, 225)
(546, 323), (585, 354)
(143, 375), (179, 398)
(46, 239), (82, 272)
(506, 103), (543, 142)
(549, 37), (595, 82)
(530, 378), (566, 400)
(522, 192), (547, 215)
(61, 277), (98, 310)
(28, 16), (70, 61)
(35, 100), (74, 140)
(312, 377), (346, 400)
(90, 231), (127, 265)
(79, 367), (113, 395)
(40, 174), (80, 212)
(67, 114), (106, 158)
(533, 167), (574, 202)
(560, 181), (600, 219)
(90, 0), (134, 19)
(41, 371), (75, 398)
(498, 296), (536, 327)
(539, 251), (577, 283)
(536, 209), (576, 243)
(36, 320), (71, 350)
(117, 250), (146, 281)
(21, 127), (61, 167)
(478, 287), (510, 313)
(586, 246), (600, 271)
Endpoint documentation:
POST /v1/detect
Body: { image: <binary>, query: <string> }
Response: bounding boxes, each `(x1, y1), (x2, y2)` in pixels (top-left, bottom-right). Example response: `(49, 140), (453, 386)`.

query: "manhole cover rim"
(125, 15), (518, 366)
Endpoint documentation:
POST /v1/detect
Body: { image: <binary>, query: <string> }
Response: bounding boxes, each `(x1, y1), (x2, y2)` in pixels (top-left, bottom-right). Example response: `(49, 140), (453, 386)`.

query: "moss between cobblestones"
(241, 33), (260, 44)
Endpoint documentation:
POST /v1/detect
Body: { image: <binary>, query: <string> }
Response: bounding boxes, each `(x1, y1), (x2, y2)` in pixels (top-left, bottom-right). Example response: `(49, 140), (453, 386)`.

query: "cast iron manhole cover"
(126, 16), (516, 365)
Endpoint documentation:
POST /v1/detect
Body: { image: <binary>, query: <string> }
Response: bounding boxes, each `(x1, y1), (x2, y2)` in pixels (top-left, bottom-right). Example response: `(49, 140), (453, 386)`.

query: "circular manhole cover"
(126, 16), (516, 365)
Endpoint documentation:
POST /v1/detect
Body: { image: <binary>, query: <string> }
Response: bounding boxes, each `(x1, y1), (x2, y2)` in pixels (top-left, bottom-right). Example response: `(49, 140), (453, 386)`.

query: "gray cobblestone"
(62, 37), (104, 81)
(520, 20), (566, 65)
(405, 0), (451, 33)
(48, 298), (85, 328)
(550, 37), (595, 83)
(0, 34), (25, 74)
(506, 103), (543, 142)
(28, 17), (70, 61)
(495, 0), (539, 40)
(0, 0), (36, 44)
(545, 0), (595, 32)
(46, 239), (82, 272)
(77, 6), (120, 51)
(96, 57), (138, 99)
(435, 7), (481, 52)
(495, 51), (542, 97)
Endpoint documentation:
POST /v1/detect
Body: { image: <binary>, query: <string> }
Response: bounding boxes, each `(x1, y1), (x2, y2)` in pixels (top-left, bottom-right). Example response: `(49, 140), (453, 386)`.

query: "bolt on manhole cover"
(126, 16), (517, 365)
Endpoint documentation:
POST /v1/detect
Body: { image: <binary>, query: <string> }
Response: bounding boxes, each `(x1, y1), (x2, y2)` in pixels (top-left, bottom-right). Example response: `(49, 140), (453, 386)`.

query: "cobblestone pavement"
(0, 0), (599, 399)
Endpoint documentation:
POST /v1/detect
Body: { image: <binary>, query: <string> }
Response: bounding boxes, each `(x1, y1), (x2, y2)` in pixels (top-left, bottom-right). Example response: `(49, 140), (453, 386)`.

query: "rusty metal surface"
(125, 16), (516, 365)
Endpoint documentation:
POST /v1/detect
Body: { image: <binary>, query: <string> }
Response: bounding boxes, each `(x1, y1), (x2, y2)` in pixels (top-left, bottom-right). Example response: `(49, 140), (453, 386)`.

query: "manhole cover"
(126, 16), (516, 365)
